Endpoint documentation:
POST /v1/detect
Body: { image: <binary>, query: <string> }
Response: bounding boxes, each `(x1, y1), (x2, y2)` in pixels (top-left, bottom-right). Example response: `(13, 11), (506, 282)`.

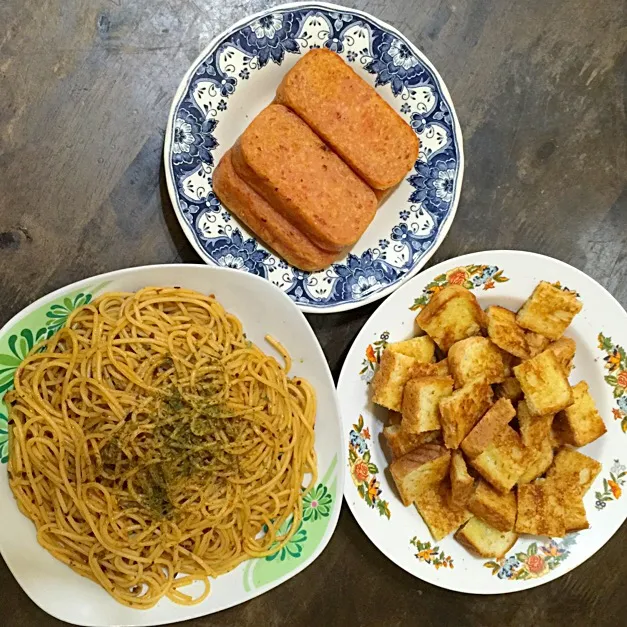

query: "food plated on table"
(375, 279), (602, 557)
(338, 251), (627, 593)
(213, 49), (418, 272)
(165, 2), (463, 312)
(0, 266), (343, 626)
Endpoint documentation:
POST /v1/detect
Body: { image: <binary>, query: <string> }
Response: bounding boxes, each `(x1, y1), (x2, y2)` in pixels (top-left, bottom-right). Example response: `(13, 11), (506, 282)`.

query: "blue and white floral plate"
(164, 2), (463, 313)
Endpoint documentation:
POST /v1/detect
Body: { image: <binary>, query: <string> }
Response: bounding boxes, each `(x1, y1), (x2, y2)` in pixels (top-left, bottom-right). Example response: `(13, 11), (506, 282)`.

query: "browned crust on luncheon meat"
(231, 104), (377, 252)
(213, 150), (344, 271)
(276, 49), (419, 190)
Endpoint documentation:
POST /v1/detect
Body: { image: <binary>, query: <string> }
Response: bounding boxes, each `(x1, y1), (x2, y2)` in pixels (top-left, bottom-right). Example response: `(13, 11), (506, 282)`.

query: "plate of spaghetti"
(0, 265), (343, 626)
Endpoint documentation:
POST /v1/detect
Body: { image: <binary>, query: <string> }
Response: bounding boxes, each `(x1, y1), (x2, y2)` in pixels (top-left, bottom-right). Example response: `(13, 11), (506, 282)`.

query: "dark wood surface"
(1, 0), (626, 625)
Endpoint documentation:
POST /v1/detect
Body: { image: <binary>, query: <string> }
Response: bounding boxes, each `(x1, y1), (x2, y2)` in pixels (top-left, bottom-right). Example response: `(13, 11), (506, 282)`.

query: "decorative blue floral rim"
(164, 2), (464, 312)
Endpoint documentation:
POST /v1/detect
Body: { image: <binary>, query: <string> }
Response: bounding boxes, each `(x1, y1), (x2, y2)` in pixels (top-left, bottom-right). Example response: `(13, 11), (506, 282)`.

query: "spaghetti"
(6, 287), (316, 608)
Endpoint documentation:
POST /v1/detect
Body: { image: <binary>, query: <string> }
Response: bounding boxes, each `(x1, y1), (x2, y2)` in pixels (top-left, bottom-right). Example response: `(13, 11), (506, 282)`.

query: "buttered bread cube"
(402, 376), (453, 434)
(389, 445), (451, 506)
(415, 285), (486, 352)
(516, 281), (582, 340)
(554, 381), (606, 446)
(456, 517), (518, 559)
(371, 349), (417, 411)
(388, 335), (436, 363)
(486, 305), (530, 359)
(448, 337), (506, 387)
(514, 349), (573, 415)
(414, 482), (472, 541)
(439, 381), (494, 449)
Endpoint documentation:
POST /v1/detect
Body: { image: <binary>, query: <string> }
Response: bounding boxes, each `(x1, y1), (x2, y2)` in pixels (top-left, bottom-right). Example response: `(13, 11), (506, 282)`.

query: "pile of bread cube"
(372, 282), (606, 559)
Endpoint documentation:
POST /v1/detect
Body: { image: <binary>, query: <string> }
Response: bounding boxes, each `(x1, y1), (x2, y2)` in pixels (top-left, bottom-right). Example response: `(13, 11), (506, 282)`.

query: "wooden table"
(1, 0), (625, 624)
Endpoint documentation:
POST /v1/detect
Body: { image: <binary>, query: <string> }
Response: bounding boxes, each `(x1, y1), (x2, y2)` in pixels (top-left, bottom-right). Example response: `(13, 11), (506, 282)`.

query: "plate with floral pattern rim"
(0, 265), (343, 626)
(164, 1), (463, 313)
(337, 250), (627, 593)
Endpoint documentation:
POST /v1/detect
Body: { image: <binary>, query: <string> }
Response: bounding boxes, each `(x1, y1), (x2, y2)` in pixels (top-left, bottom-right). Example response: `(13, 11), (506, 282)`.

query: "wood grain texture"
(0, 0), (625, 624)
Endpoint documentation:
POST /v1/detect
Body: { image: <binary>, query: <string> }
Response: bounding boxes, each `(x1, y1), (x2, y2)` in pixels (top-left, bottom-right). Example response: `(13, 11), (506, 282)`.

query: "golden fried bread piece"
(439, 381), (494, 449)
(486, 305), (530, 359)
(461, 398), (516, 458)
(516, 281), (582, 340)
(371, 350), (417, 411)
(232, 104), (377, 252)
(469, 427), (527, 493)
(389, 445), (451, 506)
(560, 484), (589, 532)
(526, 331), (551, 357)
(213, 150), (343, 271)
(401, 376), (453, 434)
(383, 423), (439, 459)
(518, 440), (554, 484)
(450, 451), (475, 507)
(494, 377), (524, 403)
(456, 518), (518, 559)
(547, 337), (576, 374)
(275, 49), (419, 190)
(448, 337), (506, 387)
(516, 480), (565, 537)
(545, 448), (601, 495)
(554, 381), (607, 446)
(467, 480), (517, 531)
(388, 336), (436, 362)
(517, 400), (554, 449)
(415, 285), (487, 352)
(414, 481), (472, 541)
(514, 349), (573, 415)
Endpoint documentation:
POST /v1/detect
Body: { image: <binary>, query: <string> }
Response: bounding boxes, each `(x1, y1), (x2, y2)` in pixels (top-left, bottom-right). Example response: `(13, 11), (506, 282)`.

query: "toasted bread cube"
(517, 400), (554, 449)
(513, 349), (574, 415)
(554, 381), (606, 446)
(401, 376), (453, 434)
(561, 484), (589, 532)
(414, 315), (426, 336)
(389, 336), (436, 363)
(549, 425), (561, 449)
(408, 362), (439, 378)
(389, 445), (451, 506)
(486, 305), (530, 359)
(371, 349), (417, 411)
(434, 359), (450, 377)
(461, 398), (516, 458)
(415, 285), (487, 352)
(468, 480), (517, 531)
(495, 377), (524, 403)
(526, 331), (551, 358)
(516, 480), (565, 537)
(450, 451), (475, 507)
(414, 481), (472, 541)
(546, 448), (601, 495)
(518, 440), (554, 484)
(470, 427), (527, 493)
(547, 337), (576, 374)
(456, 518), (518, 559)
(439, 382), (494, 449)
(499, 349), (520, 377)
(383, 423), (439, 459)
(408, 359), (450, 379)
(448, 337), (506, 387)
(517, 281), (582, 340)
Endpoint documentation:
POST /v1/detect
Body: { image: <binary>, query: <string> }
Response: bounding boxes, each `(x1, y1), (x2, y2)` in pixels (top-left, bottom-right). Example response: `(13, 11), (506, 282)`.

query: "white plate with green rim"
(337, 250), (627, 593)
(0, 265), (343, 626)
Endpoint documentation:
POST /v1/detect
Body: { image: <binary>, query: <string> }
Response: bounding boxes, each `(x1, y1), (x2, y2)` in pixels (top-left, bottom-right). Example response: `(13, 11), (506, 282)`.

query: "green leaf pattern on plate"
(242, 455), (337, 591)
(0, 283), (108, 462)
